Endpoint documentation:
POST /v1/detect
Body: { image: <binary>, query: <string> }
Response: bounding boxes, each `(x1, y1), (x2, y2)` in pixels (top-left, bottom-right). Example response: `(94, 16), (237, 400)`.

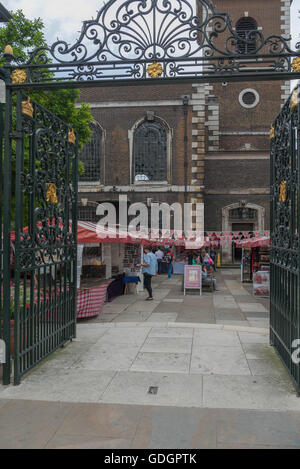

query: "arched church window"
(236, 17), (258, 55)
(133, 120), (167, 182)
(79, 122), (102, 182)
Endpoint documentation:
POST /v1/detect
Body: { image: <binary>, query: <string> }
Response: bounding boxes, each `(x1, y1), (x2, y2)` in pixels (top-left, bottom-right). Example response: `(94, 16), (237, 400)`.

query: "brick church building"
(77, 0), (291, 265)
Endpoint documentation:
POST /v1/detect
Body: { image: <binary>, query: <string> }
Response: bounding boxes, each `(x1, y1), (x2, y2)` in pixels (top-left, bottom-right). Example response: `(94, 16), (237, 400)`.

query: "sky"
(3, 0), (300, 47)
(3, 0), (300, 89)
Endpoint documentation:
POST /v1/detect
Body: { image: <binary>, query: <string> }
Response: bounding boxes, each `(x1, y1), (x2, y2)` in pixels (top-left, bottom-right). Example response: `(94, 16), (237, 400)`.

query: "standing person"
(203, 251), (210, 266)
(166, 249), (173, 279)
(210, 248), (217, 271)
(155, 247), (164, 275)
(187, 251), (194, 265)
(139, 246), (158, 300)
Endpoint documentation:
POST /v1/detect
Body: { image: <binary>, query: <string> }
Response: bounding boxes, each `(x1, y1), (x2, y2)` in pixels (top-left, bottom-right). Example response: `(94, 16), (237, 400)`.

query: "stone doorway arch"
(221, 202), (265, 264)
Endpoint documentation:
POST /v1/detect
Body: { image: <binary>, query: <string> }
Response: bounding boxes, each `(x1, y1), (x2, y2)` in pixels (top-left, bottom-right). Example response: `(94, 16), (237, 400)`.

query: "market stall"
(11, 220), (144, 320)
(76, 222), (144, 316)
(236, 234), (270, 297)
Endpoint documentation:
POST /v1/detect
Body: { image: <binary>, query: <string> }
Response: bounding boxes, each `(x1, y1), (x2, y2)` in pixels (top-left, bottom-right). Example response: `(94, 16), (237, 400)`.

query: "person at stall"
(203, 251), (210, 265)
(192, 254), (202, 265)
(166, 249), (173, 279)
(187, 251), (194, 265)
(138, 246), (158, 300)
(155, 247), (164, 275)
(210, 249), (217, 271)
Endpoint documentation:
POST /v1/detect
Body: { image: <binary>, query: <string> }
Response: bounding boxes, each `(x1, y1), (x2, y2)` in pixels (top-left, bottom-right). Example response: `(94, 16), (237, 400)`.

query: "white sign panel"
(77, 244), (84, 289)
(0, 339), (6, 363)
(0, 80), (5, 104)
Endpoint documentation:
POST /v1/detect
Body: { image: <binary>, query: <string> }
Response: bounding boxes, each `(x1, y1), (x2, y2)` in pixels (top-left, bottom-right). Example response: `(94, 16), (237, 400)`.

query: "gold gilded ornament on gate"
(4, 45), (13, 55)
(290, 88), (299, 112)
(68, 129), (76, 144)
(146, 61), (163, 78)
(270, 125), (275, 140)
(292, 57), (300, 72)
(46, 183), (58, 204)
(11, 69), (27, 84)
(279, 180), (287, 203)
(22, 97), (33, 118)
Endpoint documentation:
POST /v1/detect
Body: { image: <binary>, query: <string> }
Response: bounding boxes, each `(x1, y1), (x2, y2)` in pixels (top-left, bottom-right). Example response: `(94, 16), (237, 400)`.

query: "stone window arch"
(129, 114), (172, 184)
(79, 121), (105, 183)
(236, 17), (258, 55)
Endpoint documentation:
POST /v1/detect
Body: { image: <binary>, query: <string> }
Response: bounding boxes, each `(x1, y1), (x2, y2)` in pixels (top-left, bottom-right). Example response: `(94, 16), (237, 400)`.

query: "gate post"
(2, 84), (12, 384)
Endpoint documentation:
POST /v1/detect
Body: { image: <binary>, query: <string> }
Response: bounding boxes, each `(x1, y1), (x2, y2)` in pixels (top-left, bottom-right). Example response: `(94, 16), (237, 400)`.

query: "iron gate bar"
(5, 71), (300, 92)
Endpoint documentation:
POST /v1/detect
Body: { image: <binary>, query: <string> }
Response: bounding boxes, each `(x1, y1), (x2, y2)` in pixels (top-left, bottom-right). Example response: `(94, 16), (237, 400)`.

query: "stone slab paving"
(2, 269), (297, 449)
(2, 399), (300, 448)
(1, 322), (298, 412)
(84, 268), (270, 327)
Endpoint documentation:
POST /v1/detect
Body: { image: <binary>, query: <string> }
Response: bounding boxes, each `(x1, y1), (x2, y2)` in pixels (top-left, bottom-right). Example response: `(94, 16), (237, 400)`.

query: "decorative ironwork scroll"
(270, 84), (300, 393)
(4, 0), (300, 86)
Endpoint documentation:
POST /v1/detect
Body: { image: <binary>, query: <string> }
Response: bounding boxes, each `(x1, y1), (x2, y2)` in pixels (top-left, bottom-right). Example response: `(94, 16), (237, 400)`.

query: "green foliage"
(1, 10), (93, 149)
(0, 10), (46, 64)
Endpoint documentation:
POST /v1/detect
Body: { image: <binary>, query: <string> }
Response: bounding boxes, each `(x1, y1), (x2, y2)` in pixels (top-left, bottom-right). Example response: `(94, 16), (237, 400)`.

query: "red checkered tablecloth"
(76, 282), (110, 319)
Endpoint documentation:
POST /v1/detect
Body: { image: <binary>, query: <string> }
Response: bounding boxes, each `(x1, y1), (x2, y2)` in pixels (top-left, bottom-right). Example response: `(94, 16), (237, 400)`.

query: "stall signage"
(184, 265), (202, 295)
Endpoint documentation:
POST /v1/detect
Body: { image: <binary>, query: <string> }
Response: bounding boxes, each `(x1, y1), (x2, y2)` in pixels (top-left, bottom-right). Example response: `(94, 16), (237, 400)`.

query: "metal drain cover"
(148, 386), (158, 395)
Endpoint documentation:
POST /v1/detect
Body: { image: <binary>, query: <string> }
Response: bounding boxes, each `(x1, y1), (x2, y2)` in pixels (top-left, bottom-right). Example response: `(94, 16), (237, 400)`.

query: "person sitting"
(202, 265), (217, 291)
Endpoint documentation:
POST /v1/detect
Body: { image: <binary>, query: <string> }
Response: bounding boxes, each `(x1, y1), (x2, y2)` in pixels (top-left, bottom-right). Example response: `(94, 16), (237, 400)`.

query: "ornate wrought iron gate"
(1, 0), (300, 386)
(270, 85), (300, 394)
(2, 91), (78, 385)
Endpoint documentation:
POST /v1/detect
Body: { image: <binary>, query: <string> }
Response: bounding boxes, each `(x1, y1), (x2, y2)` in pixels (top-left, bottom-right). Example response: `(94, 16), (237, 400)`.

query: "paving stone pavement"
(1, 268), (300, 449)
(86, 268), (270, 327)
(1, 399), (300, 449)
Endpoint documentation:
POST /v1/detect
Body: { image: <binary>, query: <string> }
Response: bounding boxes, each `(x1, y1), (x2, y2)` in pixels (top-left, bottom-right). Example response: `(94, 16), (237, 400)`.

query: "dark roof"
(0, 3), (12, 22)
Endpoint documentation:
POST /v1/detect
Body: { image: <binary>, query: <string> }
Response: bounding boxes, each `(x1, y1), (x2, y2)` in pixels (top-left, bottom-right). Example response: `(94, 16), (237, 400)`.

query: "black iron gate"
(1, 91), (78, 385)
(1, 0), (300, 387)
(270, 85), (300, 394)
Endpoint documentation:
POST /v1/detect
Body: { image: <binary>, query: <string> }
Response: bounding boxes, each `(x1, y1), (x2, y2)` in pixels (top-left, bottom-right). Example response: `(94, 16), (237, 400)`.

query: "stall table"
(123, 275), (140, 295)
(76, 278), (113, 319)
(173, 261), (186, 274)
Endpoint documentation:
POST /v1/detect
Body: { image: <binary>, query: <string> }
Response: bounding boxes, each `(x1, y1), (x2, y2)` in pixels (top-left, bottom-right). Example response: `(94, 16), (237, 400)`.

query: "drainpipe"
(181, 95), (190, 204)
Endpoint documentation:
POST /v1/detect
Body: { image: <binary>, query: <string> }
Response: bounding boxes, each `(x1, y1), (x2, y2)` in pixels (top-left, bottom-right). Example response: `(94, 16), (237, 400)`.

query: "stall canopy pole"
(137, 245), (144, 293)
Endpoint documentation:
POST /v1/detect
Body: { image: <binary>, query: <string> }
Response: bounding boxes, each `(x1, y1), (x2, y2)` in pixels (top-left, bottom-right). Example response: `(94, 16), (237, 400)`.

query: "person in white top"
(155, 248), (164, 274)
